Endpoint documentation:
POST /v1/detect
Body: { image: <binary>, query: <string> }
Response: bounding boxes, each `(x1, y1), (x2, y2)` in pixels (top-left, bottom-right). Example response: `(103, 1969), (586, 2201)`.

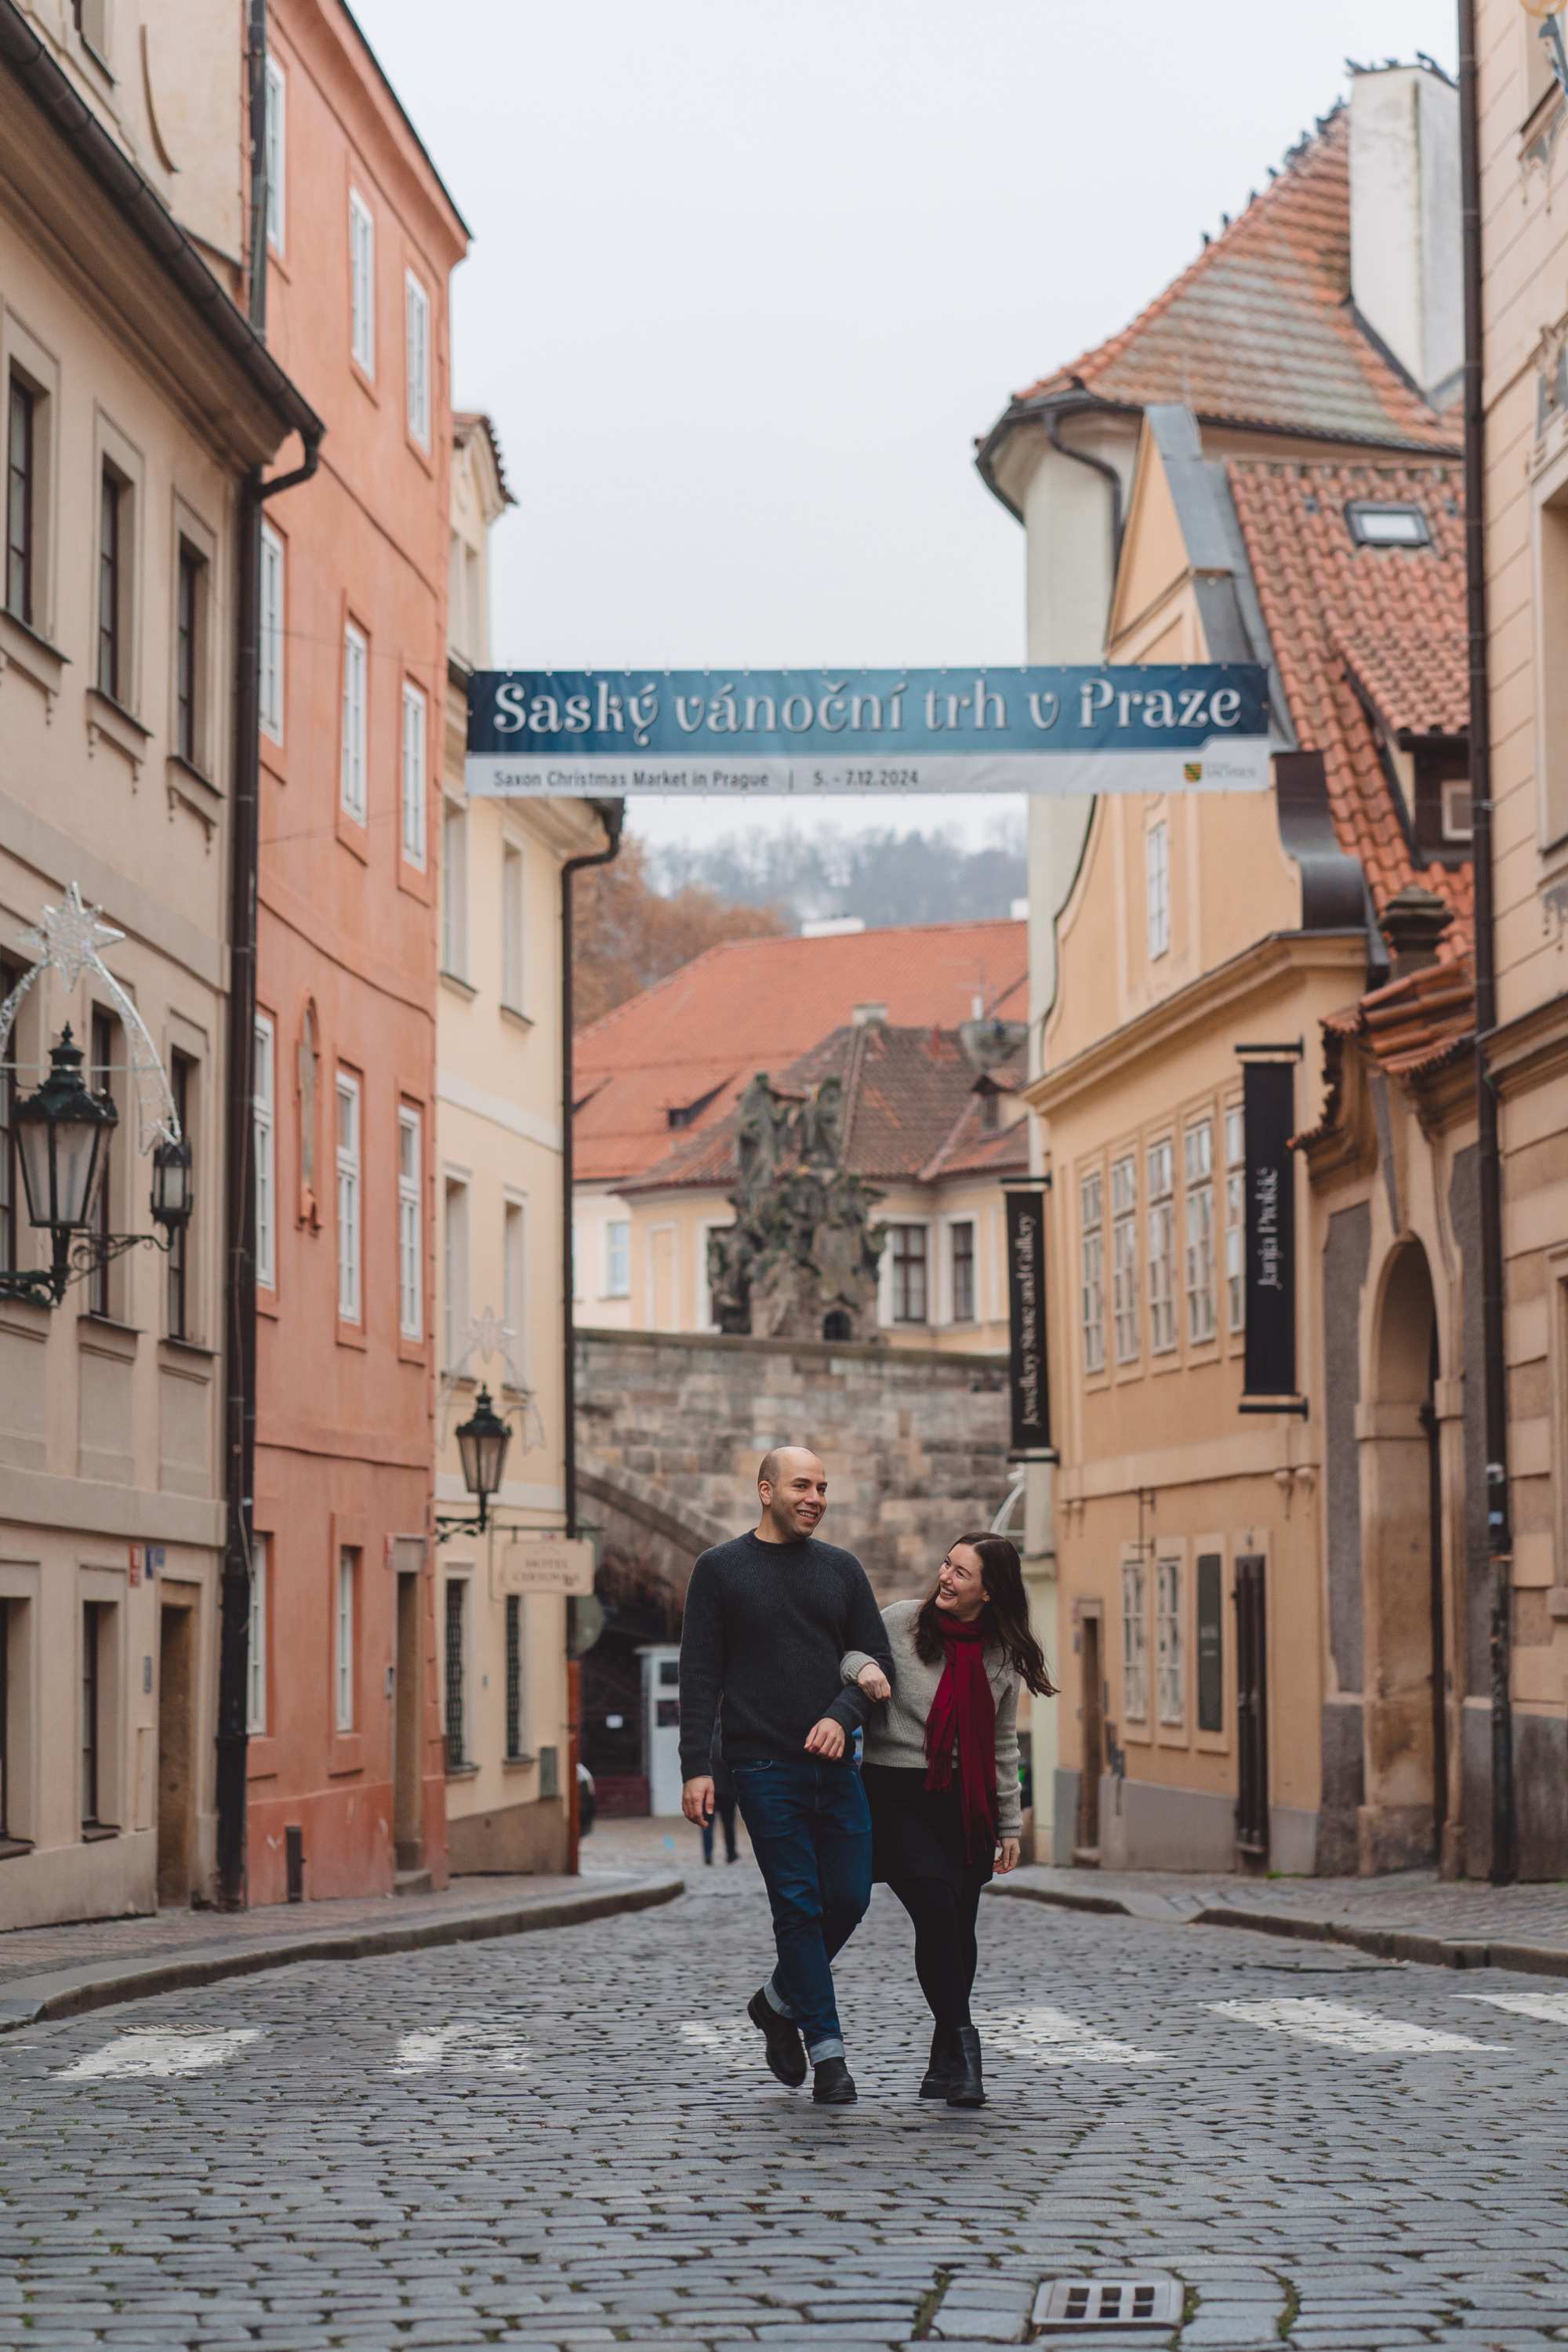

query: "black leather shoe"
(920, 2026), (960, 2099)
(747, 1988), (807, 2087)
(811, 2055), (858, 2104)
(946, 2024), (985, 2107)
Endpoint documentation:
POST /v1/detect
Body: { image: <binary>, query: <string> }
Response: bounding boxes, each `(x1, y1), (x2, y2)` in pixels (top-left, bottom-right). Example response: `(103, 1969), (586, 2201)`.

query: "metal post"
(1458, 0), (1515, 1883)
(559, 804), (623, 1537)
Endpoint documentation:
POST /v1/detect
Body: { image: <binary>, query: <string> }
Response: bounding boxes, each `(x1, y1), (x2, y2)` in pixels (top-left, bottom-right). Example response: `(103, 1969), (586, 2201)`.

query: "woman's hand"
(855, 1662), (891, 1703)
(996, 1837), (1022, 1875)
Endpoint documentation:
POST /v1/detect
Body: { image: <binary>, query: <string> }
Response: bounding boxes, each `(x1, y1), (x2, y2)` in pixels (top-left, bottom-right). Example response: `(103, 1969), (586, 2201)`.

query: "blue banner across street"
(464, 666), (1271, 796)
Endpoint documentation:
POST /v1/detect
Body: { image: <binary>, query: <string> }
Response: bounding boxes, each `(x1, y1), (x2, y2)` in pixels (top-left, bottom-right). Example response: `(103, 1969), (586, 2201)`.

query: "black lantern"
(456, 1386), (510, 1530)
(151, 1136), (193, 1232)
(16, 1026), (118, 1234)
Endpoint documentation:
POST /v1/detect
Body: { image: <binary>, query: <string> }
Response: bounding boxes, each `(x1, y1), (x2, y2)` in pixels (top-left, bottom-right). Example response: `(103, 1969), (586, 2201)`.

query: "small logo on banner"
(1184, 761), (1203, 782)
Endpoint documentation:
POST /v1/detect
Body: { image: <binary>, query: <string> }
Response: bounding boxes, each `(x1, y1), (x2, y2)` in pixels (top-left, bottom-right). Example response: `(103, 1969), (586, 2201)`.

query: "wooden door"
(1075, 1613), (1103, 1860)
(1234, 1555), (1269, 1859)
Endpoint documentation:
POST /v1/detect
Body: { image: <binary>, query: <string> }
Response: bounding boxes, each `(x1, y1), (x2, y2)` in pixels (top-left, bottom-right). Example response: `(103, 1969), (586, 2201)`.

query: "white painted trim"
(436, 1068), (561, 1152)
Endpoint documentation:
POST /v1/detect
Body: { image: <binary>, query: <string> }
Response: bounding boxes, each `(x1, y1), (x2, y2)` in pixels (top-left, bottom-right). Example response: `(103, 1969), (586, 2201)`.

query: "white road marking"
(1456, 1989), (1568, 2027)
(978, 2005), (1171, 2064)
(1206, 1997), (1507, 2053)
(58, 2029), (261, 2079)
(390, 2021), (528, 2074)
(679, 2020), (757, 2067)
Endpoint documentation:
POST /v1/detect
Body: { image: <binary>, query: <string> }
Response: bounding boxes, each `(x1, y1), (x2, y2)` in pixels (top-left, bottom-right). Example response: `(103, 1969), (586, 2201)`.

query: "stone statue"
(709, 1073), (885, 1343)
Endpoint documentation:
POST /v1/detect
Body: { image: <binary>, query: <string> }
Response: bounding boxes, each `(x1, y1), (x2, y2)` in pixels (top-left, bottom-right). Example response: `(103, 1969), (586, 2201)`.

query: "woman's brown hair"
(914, 1533), (1056, 1696)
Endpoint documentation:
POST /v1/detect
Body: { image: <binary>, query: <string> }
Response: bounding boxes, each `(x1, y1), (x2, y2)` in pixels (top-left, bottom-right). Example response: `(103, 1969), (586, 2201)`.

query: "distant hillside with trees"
(572, 834), (789, 1030)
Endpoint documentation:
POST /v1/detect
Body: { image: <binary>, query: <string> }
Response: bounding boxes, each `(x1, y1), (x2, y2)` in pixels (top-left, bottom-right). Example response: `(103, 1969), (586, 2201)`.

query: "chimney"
(1348, 63), (1462, 409)
(1379, 883), (1454, 978)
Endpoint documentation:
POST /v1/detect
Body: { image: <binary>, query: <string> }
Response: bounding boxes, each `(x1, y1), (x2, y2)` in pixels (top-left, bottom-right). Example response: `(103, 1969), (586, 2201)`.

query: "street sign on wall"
(466, 665), (1269, 797)
(1241, 1059), (1298, 1405)
(492, 1537), (596, 1599)
(1005, 1186), (1052, 1457)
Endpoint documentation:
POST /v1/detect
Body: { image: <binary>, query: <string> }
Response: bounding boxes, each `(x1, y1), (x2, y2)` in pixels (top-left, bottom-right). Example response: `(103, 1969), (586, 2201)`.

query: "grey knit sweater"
(840, 1598), (1023, 1838)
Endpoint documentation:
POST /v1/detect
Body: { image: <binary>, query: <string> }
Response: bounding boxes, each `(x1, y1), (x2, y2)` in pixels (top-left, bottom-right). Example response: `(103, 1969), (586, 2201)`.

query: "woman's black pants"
(886, 1872), (985, 2029)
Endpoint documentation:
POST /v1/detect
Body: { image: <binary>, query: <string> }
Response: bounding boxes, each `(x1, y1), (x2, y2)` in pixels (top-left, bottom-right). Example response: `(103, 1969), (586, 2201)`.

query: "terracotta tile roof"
(1225, 456), (1471, 955)
(575, 921), (1027, 1186)
(1298, 956), (1475, 1149)
(1004, 109), (1455, 453)
(623, 1025), (1028, 1197)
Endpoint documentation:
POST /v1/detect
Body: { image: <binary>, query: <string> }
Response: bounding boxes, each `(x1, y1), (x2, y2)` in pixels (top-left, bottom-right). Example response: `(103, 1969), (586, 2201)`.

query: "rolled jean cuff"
(806, 2036), (844, 2064)
(764, 1978), (794, 2021)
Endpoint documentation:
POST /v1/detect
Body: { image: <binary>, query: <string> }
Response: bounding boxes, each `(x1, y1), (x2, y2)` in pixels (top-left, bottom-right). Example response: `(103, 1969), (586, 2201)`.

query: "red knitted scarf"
(923, 1610), (997, 1863)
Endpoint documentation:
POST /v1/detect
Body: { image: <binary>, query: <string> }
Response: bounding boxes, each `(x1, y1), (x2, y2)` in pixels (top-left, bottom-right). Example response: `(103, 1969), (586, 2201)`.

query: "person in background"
(842, 1532), (1054, 2109)
(702, 1722), (739, 1865)
(679, 1446), (893, 2106)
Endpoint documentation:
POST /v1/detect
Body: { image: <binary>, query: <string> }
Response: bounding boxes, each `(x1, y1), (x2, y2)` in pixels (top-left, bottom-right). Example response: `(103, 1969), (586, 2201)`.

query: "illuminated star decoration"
(0, 882), (180, 1152)
(437, 1307), (544, 1455)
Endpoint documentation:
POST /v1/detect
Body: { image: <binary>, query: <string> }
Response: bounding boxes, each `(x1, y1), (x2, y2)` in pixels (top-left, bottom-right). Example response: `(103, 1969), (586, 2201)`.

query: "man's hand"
(682, 1776), (715, 1824)
(855, 1663), (891, 1703)
(804, 1718), (846, 1759)
(996, 1837), (1021, 1875)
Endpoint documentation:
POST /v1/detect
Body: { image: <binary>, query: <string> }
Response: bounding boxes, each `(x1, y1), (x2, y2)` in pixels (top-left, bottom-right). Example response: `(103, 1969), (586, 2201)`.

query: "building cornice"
(1025, 931), (1367, 1118)
(1483, 989), (1568, 1100)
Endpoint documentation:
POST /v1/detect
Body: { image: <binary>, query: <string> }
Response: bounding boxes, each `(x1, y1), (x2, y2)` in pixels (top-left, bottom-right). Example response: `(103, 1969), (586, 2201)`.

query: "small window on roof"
(1345, 501), (1432, 550)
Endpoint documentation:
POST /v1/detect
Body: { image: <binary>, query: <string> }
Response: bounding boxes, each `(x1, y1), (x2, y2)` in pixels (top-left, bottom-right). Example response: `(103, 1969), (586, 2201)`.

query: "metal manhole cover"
(1033, 2278), (1183, 2332)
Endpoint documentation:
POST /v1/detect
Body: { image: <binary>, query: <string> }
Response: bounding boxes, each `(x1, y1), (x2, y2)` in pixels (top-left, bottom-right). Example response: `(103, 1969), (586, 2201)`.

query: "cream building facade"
(1474, 0), (1568, 1873)
(435, 415), (609, 1874)
(0, 0), (314, 1924)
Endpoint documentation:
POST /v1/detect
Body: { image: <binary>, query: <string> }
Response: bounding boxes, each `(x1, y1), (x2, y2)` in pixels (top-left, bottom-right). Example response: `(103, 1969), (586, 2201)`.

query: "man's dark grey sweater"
(677, 1530), (895, 1779)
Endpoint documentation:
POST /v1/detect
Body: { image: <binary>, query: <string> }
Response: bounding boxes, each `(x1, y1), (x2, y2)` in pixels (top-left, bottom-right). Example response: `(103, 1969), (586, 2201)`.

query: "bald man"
(679, 1446), (893, 2105)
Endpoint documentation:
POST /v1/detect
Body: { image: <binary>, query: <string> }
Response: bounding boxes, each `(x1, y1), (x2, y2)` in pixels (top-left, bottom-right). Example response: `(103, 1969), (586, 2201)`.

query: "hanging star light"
(437, 1305), (543, 1454)
(0, 882), (180, 1152)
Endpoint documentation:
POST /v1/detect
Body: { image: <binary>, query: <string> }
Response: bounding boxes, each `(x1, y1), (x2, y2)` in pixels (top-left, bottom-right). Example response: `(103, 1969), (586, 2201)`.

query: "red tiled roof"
(1225, 456), (1472, 955)
(575, 922), (1027, 1186)
(1005, 109), (1454, 452)
(1298, 956), (1475, 1149)
(624, 1025), (1028, 1197)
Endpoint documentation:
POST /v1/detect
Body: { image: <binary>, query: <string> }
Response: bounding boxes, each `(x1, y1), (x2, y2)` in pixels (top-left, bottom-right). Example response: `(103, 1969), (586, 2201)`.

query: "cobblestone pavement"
(3, 1851), (1567, 2352)
(1004, 1861), (1568, 1946)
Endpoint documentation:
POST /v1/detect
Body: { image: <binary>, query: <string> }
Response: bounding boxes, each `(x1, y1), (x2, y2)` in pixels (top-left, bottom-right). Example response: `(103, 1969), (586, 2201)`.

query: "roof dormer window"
(1345, 501), (1432, 549)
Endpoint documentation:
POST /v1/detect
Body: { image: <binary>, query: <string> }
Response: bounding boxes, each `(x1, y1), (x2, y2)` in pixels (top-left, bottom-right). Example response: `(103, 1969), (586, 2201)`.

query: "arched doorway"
(1359, 1241), (1446, 1874)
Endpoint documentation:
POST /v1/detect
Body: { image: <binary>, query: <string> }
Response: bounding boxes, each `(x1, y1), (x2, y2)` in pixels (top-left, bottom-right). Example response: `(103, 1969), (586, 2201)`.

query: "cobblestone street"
(2, 1855), (1567, 2351)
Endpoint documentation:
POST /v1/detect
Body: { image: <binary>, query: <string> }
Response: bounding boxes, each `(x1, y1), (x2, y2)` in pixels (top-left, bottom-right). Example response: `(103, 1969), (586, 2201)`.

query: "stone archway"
(1359, 1240), (1446, 1874)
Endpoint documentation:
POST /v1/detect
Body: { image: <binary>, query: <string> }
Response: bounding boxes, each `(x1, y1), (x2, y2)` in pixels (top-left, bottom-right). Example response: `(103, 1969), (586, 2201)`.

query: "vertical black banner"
(1006, 1187), (1051, 1454)
(1243, 1059), (1297, 1398)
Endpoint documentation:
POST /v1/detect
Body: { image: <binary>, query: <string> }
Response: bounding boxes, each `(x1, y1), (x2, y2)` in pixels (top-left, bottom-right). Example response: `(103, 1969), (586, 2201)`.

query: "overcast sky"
(355, 0), (1456, 859)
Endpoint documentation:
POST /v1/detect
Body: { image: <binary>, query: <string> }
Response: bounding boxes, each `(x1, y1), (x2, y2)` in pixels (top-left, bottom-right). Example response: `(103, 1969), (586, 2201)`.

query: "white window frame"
(341, 622), (367, 822)
(501, 839), (525, 1012)
(405, 270), (430, 448)
(1225, 1105), (1245, 1334)
(247, 1536), (268, 1735)
(336, 1548), (355, 1731)
(1156, 1555), (1184, 1727)
(1147, 1139), (1176, 1356)
(1080, 1170), (1105, 1375)
(1146, 818), (1170, 961)
(443, 1175), (470, 1369)
(259, 521), (284, 744)
(1184, 1119), (1216, 1345)
(264, 57), (286, 252)
(336, 1073), (361, 1324)
(398, 1106), (422, 1341)
(948, 1218), (976, 1326)
(253, 1013), (275, 1290)
(889, 1222), (929, 1325)
(1111, 1153), (1138, 1365)
(441, 800), (467, 978)
(349, 188), (376, 376)
(604, 1216), (630, 1301)
(503, 1195), (527, 1380)
(401, 679), (426, 868)
(1122, 1556), (1148, 1722)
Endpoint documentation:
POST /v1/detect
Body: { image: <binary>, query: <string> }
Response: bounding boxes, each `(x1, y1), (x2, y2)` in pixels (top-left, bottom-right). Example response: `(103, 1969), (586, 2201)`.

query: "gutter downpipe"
(560, 798), (623, 1873)
(216, 0), (323, 1909)
(1458, 0), (1515, 1886)
(1043, 405), (1125, 578)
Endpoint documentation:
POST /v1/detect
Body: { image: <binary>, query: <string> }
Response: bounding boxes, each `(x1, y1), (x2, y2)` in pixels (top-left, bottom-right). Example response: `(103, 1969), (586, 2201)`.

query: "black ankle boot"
(946, 2024), (985, 2107)
(811, 2055), (858, 2104)
(919, 2026), (960, 2099)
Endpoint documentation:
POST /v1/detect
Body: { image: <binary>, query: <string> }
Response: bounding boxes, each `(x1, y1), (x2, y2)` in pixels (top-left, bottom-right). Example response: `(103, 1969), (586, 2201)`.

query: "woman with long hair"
(840, 1533), (1054, 2108)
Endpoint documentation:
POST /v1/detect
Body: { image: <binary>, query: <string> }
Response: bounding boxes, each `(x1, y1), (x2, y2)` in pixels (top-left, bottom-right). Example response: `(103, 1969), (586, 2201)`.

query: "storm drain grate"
(1033, 2278), (1183, 2332)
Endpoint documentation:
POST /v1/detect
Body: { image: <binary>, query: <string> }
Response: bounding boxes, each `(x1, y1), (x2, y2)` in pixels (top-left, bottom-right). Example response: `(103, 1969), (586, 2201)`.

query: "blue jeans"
(730, 1757), (873, 2063)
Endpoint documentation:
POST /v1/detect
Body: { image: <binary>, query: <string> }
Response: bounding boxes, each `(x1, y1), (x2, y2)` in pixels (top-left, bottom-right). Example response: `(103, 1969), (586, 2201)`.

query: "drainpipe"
(215, 0), (323, 1909)
(559, 800), (622, 1873)
(1043, 405), (1125, 578)
(1458, 0), (1515, 1886)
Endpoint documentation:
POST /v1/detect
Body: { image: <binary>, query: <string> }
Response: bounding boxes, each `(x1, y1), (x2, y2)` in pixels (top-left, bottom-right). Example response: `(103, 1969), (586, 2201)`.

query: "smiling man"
(679, 1446), (894, 2105)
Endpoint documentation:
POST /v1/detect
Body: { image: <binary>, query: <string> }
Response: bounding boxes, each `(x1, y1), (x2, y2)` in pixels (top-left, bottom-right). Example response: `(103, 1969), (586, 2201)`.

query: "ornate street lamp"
(151, 1136), (194, 1234)
(453, 1387), (510, 1534)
